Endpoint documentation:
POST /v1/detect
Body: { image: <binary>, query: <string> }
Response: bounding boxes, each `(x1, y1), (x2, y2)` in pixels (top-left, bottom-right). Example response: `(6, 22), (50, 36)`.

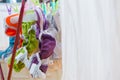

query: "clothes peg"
(55, 0), (58, 12)
(42, 3), (47, 15)
(6, 4), (12, 15)
(31, 0), (40, 7)
(46, 2), (50, 14)
(41, 3), (47, 14)
(10, 3), (19, 13)
(52, 0), (56, 12)
(39, 0), (43, 3)
(49, 0), (55, 15)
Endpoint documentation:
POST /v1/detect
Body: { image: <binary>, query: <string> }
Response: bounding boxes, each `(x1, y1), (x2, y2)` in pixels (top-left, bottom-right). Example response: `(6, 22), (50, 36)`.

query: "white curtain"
(60, 0), (120, 80)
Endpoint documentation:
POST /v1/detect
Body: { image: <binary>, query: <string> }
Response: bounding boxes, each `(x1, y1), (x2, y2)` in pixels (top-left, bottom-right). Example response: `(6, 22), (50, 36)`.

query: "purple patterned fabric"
(33, 8), (56, 74)
(35, 10), (41, 40)
(40, 65), (48, 73)
(32, 56), (39, 64)
(29, 55), (39, 70)
(35, 25), (40, 39)
(39, 34), (56, 59)
(43, 19), (49, 30)
(35, 8), (56, 59)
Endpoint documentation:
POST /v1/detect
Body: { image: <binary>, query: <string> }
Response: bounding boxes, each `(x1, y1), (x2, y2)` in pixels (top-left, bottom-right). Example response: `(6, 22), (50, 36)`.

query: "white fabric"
(60, 0), (120, 80)
(0, 4), (9, 49)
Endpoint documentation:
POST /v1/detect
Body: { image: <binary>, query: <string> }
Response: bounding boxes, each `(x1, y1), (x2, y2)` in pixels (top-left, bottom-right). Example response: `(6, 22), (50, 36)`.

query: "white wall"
(0, 4), (9, 49)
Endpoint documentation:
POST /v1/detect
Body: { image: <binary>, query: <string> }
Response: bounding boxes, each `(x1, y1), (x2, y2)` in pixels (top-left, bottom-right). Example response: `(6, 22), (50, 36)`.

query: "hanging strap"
(7, 0), (26, 80)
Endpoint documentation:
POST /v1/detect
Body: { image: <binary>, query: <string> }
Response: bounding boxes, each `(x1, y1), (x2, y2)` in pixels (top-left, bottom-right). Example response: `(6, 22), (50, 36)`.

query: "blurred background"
(0, 0), (21, 3)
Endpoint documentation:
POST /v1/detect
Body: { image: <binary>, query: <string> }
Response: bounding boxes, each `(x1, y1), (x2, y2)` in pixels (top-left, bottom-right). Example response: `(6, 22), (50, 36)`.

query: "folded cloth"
(29, 53), (46, 78)
(0, 37), (15, 59)
(7, 47), (27, 72)
(22, 22), (39, 57)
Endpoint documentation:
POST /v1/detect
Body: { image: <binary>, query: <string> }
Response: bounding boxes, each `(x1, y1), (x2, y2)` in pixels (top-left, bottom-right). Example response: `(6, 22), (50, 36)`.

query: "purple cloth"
(43, 19), (49, 30)
(35, 8), (56, 59)
(32, 56), (39, 64)
(29, 55), (39, 70)
(40, 65), (48, 73)
(34, 8), (56, 74)
(35, 9), (41, 40)
(35, 25), (40, 40)
(39, 34), (56, 59)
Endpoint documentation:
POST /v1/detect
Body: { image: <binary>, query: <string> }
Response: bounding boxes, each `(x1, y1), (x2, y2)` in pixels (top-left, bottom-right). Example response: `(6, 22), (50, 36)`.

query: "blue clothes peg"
(50, 0), (52, 7)
(52, 0), (55, 11)
(42, 3), (47, 15)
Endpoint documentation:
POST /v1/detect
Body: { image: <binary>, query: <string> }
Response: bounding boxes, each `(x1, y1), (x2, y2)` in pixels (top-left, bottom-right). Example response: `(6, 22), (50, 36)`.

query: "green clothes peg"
(51, 0), (56, 15)
(46, 3), (51, 14)
(55, 1), (59, 12)
(41, 3), (44, 10)
(25, 10), (35, 15)
(41, 3), (47, 14)
(12, 4), (19, 13)
(45, 3), (47, 15)
(52, 0), (56, 12)
(31, 0), (40, 7)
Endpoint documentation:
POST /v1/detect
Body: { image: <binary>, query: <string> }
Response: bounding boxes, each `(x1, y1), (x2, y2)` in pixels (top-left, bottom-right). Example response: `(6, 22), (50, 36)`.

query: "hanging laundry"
(0, 13), (23, 60)
(0, 37), (15, 59)
(0, 0), (61, 79)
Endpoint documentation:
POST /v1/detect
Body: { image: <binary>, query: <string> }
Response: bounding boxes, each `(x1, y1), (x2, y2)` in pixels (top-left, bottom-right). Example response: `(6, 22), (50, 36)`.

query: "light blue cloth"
(0, 37), (15, 59)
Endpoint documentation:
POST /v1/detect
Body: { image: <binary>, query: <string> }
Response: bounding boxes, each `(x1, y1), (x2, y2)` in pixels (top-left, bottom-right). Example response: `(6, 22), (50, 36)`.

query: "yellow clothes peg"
(31, 0), (41, 7)
(11, 3), (19, 13)
(55, 1), (59, 11)
(46, 3), (51, 14)
(51, 0), (56, 15)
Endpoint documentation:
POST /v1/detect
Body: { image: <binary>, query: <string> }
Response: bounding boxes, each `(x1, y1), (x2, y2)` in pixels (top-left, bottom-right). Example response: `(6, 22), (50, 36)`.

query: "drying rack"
(0, 0), (26, 80)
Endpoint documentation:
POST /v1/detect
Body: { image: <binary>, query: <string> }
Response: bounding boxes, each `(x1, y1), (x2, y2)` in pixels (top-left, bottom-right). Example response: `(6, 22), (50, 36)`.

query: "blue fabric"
(0, 37), (15, 59)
